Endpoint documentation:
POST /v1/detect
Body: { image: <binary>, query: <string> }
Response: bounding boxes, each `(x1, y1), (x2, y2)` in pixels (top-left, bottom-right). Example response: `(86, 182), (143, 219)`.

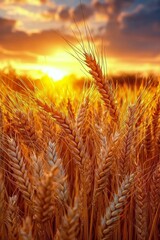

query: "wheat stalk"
(5, 195), (20, 240)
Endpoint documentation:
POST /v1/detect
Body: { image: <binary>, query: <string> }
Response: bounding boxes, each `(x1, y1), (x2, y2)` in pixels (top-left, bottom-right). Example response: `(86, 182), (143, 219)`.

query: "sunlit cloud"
(1, 0), (48, 6)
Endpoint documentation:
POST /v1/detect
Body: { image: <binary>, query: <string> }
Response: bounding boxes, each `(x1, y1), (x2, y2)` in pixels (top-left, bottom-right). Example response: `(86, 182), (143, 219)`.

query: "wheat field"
(0, 46), (160, 240)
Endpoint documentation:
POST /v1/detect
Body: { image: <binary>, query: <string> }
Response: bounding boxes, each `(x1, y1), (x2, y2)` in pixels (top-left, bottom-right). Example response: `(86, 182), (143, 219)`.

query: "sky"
(0, 0), (160, 80)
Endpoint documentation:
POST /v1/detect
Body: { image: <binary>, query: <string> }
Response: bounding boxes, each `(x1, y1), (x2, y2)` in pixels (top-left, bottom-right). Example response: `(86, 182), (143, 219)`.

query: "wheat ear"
(67, 98), (75, 121)
(94, 138), (117, 200)
(76, 96), (89, 133)
(0, 106), (3, 162)
(145, 122), (153, 159)
(47, 141), (69, 203)
(135, 169), (148, 240)
(7, 136), (35, 203)
(39, 110), (56, 142)
(152, 97), (160, 137)
(57, 201), (80, 240)
(0, 171), (6, 236)
(14, 110), (41, 152)
(30, 152), (44, 187)
(119, 105), (135, 177)
(150, 162), (160, 215)
(85, 53), (119, 123)
(19, 216), (33, 240)
(5, 195), (20, 240)
(34, 165), (66, 223)
(37, 99), (87, 169)
(100, 174), (134, 240)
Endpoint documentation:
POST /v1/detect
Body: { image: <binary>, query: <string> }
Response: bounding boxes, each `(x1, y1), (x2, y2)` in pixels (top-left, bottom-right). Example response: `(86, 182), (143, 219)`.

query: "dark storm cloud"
(111, 0), (134, 11)
(89, 0), (160, 58)
(88, 1), (159, 60)
(121, 3), (160, 37)
(106, 28), (160, 58)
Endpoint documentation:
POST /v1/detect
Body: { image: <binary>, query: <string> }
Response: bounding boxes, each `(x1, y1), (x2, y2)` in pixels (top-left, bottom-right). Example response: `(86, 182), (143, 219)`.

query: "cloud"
(1, 0), (47, 5)
(92, 0), (134, 16)
(43, 1), (135, 23)
(43, 1), (132, 24)
(93, 1), (110, 15)
(0, 18), (16, 33)
(58, 6), (70, 21)
(111, 0), (134, 11)
(0, 17), (75, 60)
(93, 1), (160, 59)
(0, 46), (37, 63)
(71, 3), (94, 22)
(0, 1), (57, 34)
(120, 3), (160, 37)
(44, 3), (95, 22)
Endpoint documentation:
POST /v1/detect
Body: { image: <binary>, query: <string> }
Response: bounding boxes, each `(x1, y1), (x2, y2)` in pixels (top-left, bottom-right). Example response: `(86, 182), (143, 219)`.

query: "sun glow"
(42, 66), (67, 81)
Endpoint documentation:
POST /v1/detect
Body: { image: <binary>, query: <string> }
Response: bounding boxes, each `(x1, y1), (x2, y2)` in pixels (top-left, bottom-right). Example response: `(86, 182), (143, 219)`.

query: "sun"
(42, 66), (67, 81)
